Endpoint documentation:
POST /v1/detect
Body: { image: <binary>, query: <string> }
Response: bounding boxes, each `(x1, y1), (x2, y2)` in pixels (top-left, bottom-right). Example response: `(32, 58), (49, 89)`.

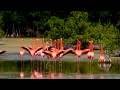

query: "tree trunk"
(12, 23), (14, 37)
(18, 26), (20, 37)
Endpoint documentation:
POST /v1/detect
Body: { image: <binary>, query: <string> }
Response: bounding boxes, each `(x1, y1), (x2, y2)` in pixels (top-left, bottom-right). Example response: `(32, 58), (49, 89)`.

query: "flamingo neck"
(50, 39), (52, 47)
(42, 39), (44, 48)
(20, 39), (23, 47)
(54, 40), (56, 50)
(57, 39), (60, 50)
(36, 39), (40, 48)
(89, 41), (93, 52)
(78, 41), (81, 50)
(76, 39), (79, 50)
(60, 38), (63, 50)
(31, 39), (34, 49)
(100, 44), (104, 56)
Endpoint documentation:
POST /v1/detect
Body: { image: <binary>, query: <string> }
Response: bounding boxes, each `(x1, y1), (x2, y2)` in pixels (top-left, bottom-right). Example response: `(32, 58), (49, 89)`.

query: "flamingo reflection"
(98, 63), (111, 79)
(45, 61), (56, 79)
(75, 60), (81, 79)
(19, 39), (25, 79)
(57, 59), (63, 79)
(88, 61), (94, 79)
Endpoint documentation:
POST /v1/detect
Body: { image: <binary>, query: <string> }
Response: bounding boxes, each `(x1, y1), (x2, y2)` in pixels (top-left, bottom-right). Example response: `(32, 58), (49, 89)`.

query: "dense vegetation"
(0, 11), (120, 55)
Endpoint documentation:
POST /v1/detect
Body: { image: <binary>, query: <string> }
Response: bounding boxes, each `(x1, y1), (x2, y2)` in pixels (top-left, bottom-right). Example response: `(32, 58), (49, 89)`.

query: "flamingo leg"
(77, 58), (80, 74)
(60, 58), (62, 73)
(30, 57), (33, 74)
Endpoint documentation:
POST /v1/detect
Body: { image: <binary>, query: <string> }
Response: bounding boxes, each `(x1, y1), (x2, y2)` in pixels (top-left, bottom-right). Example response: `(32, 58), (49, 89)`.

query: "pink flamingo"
(42, 40), (64, 59)
(87, 41), (94, 60)
(21, 39), (42, 57)
(98, 44), (105, 63)
(57, 38), (74, 58)
(67, 39), (89, 60)
(19, 39), (25, 79)
(87, 41), (94, 79)
(35, 38), (52, 58)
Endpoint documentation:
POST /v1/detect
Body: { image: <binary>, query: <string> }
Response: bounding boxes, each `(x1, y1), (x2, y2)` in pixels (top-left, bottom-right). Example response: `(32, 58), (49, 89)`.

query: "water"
(0, 52), (120, 79)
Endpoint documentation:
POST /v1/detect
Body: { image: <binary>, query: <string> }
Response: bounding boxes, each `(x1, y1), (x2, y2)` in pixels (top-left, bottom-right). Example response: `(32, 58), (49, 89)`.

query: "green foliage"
(44, 11), (119, 55)
(45, 11), (90, 43)
(45, 16), (65, 40)
(0, 13), (4, 38)
(0, 28), (4, 38)
(0, 11), (119, 55)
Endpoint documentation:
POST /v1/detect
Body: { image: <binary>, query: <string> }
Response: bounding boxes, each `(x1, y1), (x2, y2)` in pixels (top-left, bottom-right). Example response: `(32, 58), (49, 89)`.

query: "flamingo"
(87, 41), (94, 79)
(21, 39), (42, 57)
(21, 39), (40, 78)
(57, 38), (74, 58)
(87, 41), (94, 60)
(34, 38), (52, 58)
(64, 39), (89, 60)
(34, 39), (53, 77)
(21, 39), (42, 77)
(19, 39), (25, 79)
(98, 44), (105, 63)
(20, 39), (24, 57)
(70, 40), (82, 59)
(98, 44), (111, 63)
(42, 40), (64, 59)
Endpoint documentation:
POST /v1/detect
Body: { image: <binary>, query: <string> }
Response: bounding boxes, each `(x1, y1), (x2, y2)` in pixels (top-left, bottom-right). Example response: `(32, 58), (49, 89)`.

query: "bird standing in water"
(87, 41), (94, 61)
(19, 39), (25, 79)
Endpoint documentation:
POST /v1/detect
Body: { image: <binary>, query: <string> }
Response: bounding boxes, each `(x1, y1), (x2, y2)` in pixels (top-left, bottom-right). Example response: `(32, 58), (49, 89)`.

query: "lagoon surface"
(0, 52), (120, 79)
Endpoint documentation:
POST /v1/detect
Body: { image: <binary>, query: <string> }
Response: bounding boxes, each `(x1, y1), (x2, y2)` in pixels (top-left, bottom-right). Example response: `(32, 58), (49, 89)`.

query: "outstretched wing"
(21, 47), (31, 55)
(0, 50), (6, 55)
(35, 47), (43, 53)
(56, 50), (64, 56)
(81, 49), (89, 54)
(42, 51), (52, 57)
(47, 46), (53, 51)
(59, 49), (73, 57)
(70, 50), (78, 56)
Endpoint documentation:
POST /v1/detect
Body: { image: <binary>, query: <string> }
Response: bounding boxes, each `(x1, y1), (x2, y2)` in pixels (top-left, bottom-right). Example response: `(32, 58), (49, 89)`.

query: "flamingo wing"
(56, 50), (64, 56)
(35, 47), (43, 53)
(0, 50), (6, 54)
(42, 51), (53, 57)
(28, 46), (33, 49)
(21, 47), (31, 55)
(70, 50), (79, 56)
(60, 50), (73, 57)
(81, 49), (90, 54)
(47, 46), (54, 51)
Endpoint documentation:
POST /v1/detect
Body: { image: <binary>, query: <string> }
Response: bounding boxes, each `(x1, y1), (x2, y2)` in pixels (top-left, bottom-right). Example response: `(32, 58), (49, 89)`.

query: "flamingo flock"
(0, 38), (112, 79)
(19, 38), (90, 78)
(20, 38), (91, 60)
(19, 38), (112, 63)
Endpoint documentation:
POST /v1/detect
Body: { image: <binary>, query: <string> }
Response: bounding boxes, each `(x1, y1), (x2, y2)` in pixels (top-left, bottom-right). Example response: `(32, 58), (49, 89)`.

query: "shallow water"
(0, 52), (120, 79)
